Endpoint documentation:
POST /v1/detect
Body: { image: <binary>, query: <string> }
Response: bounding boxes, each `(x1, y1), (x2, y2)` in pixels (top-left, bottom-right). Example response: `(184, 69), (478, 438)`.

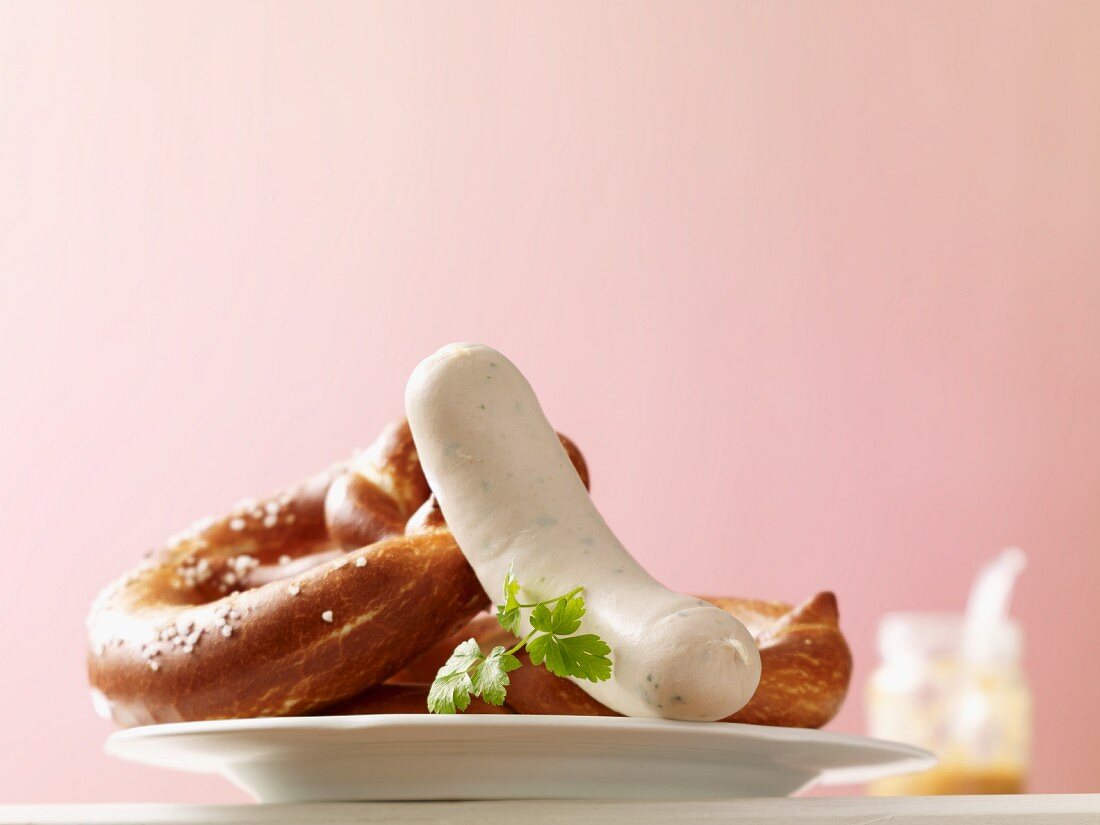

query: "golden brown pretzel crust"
(721, 592), (852, 728)
(374, 592), (851, 727)
(88, 422), (590, 726)
(324, 421), (431, 549)
(87, 422), (487, 726)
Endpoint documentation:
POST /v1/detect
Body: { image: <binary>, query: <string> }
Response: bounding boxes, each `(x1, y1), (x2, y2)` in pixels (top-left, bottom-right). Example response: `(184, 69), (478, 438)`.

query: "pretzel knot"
(86, 421), (589, 726)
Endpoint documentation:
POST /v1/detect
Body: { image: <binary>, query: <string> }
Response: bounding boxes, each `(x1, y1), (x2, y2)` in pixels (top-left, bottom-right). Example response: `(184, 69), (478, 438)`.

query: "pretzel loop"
(87, 422), (589, 726)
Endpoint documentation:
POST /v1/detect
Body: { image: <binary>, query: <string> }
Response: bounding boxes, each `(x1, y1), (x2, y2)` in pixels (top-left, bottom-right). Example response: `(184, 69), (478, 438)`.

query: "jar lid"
(877, 611), (1022, 664)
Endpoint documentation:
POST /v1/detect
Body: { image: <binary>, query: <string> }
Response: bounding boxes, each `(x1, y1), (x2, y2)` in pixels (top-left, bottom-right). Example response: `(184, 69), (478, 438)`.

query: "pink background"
(2, 1), (1099, 803)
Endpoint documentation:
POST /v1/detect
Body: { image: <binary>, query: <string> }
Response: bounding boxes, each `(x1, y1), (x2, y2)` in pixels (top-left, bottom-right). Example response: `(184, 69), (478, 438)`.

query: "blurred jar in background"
(866, 611), (1031, 794)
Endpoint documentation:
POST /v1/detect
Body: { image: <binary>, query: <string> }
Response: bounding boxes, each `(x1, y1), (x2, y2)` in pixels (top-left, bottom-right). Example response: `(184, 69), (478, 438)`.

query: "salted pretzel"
(335, 592), (851, 728)
(88, 417), (850, 729)
(87, 421), (588, 726)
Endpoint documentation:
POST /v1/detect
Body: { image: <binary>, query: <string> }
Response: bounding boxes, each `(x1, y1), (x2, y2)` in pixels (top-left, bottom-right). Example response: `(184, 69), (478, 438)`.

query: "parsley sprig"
(427, 567), (613, 714)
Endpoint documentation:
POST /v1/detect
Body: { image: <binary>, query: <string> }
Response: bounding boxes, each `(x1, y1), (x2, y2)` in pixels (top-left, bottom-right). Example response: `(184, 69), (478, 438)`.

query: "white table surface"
(1, 797), (1096, 824)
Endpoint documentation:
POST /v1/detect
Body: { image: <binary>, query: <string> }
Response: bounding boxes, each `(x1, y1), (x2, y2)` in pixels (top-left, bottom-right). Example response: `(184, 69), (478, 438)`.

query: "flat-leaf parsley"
(428, 568), (613, 713)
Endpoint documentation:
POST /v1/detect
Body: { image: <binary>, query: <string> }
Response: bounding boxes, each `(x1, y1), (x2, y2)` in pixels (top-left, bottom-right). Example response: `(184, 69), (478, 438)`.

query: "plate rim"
(106, 713), (936, 787)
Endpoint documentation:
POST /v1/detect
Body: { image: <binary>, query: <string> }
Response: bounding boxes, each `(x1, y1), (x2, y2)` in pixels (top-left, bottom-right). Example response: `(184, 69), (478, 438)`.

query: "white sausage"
(406, 343), (760, 721)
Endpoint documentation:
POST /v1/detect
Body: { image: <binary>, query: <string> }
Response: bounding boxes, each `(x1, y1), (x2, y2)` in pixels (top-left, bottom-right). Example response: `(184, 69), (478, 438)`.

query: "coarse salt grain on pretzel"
(87, 421), (589, 727)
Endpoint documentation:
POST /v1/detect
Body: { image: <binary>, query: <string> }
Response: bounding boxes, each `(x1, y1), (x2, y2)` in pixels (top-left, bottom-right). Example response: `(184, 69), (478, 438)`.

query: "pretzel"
(88, 418), (849, 728)
(354, 592), (851, 728)
(87, 421), (589, 726)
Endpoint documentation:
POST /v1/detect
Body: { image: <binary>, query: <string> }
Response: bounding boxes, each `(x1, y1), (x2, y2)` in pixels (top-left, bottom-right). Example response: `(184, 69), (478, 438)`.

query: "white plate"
(106, 714), (934, 802)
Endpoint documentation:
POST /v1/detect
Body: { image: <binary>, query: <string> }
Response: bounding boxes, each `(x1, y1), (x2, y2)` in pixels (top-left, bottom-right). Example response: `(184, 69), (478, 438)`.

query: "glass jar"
(866, 612), (1031, 795)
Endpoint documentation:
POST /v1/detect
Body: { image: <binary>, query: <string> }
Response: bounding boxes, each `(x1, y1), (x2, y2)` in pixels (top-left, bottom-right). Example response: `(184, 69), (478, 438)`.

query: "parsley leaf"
(427, 670), (473, 714)
(527, 632), (612, 682)
(429, 572), (613, 713)
(439, 637), (485, 673)
(426, 638), (483, 714)
(529, 593), (586, 635)
(472, 645), (521, 705)
(495, 566), (522, 634)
